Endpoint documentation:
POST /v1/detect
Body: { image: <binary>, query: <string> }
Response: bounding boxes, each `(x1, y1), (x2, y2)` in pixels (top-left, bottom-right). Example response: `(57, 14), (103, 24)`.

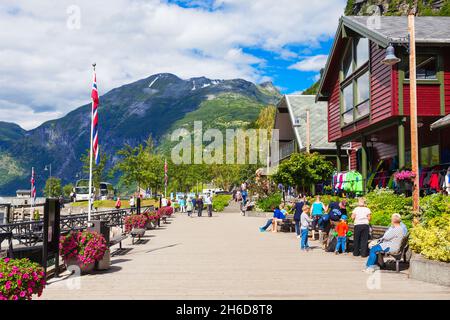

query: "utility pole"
(306, 108), (311, 154)
(408, 12), (420, 222)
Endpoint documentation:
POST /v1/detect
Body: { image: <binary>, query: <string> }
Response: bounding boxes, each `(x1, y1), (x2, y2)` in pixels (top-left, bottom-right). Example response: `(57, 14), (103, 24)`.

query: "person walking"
(186, 197), (193, 217)
(196, 196), (204, 217)
(351, 198), (371, 257)
(115, 197), (121, 209)
(205, 194), (213, 217)
(300, 205), (312, 251)
(179, 197), (186, 213)
(294, 195), (306, 239)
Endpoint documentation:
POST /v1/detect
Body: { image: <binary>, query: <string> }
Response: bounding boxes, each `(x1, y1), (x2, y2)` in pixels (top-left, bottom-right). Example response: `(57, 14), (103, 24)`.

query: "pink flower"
(20, 291), (26, 298)
(12, 295), (18, 300)
(22, 273), (29, 279)
(3, 258), (10, 263)
(5, 281), (12, 290)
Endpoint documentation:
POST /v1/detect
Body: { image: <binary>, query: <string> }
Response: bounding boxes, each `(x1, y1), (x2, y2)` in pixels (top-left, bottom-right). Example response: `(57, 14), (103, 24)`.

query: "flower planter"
(64, 257), (95, 274)
(130, 228), (146, 244)
(409, 253), (450, 287)
(96, 249), (111, 271)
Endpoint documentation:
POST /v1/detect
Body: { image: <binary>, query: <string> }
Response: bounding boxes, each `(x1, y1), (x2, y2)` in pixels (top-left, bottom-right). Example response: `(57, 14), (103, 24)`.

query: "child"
(300, 205), (312, 251)
(335, 215), (349, 254)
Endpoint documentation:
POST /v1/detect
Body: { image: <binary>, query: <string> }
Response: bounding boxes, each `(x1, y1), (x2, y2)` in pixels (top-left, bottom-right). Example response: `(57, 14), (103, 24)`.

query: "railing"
(0, 206), (154, 248)
(279, 140), (295, 160)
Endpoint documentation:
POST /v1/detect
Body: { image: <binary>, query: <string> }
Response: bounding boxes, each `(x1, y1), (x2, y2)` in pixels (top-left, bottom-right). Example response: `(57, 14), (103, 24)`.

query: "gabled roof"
(343, 16), (450, 47)
(317, 16), (450, 101)
(276, 95), (336, 151)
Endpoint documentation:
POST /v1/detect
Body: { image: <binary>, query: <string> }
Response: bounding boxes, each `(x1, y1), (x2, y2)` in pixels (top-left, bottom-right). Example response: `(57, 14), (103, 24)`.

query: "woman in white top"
(351, 197), (371, 257)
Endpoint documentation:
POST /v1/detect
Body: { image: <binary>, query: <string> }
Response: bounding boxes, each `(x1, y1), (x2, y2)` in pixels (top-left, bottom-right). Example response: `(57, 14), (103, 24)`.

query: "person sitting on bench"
(364, 213), (406, 273)
(259, 206), (285, 232)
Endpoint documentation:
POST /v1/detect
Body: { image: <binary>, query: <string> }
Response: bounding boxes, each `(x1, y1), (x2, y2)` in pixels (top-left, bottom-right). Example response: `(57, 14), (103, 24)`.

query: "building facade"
(317, 16), (450, 192)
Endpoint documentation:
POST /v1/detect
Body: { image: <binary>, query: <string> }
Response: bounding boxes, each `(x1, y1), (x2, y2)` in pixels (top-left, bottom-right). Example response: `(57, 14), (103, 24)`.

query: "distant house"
(317, 16), (450, 191)
(16, 190), (31, 198)
(271, 95), (346, 168)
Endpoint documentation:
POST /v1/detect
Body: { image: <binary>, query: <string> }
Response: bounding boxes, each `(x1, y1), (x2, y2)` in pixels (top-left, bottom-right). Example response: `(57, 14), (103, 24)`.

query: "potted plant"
(143, 211), (160, 229)
(0, 258), (46, 300)
(124, 214), (148, 243)
(59, 231), (107, 274)
(394, 170), (416, 193)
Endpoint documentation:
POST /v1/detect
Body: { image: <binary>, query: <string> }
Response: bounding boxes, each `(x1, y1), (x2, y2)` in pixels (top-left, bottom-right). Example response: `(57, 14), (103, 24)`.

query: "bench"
(376, 234), (410, 273)
(109, 226), (128, 250)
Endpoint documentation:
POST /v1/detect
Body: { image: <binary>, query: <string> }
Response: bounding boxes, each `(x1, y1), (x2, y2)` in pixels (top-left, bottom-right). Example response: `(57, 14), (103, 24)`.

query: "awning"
(430, 114), (450, 130)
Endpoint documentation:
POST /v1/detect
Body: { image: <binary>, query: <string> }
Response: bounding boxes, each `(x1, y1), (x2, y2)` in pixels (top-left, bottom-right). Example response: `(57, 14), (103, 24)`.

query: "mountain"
(345, 0), (450, 16)
(0, 73), (280, 195)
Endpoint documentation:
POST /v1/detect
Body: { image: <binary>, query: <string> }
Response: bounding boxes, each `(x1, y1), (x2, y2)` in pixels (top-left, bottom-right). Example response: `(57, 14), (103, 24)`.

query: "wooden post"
(398, 120), (406, 169)
(306, 109), (311, 154)
(361, 136), (368, 193)
(336, 144), (342, 172)
(408, 13), (420, 221)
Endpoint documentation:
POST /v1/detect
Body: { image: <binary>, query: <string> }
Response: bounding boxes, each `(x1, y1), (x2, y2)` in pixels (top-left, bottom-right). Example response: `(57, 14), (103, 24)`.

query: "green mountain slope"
(0, 74), (280, 195)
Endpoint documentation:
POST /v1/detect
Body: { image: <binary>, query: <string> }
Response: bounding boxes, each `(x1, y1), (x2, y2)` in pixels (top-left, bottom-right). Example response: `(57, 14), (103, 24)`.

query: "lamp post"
(382, 12), (420, 221)
(44, 164), (52, 179)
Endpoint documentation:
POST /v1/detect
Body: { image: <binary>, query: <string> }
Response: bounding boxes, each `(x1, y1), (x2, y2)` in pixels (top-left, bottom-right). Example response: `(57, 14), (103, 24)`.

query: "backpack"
(330, 208), (342, 222)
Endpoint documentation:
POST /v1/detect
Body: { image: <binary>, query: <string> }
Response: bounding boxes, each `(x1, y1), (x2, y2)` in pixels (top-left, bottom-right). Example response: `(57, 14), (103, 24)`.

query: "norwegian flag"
(30, 167), (36, 205)
(164, 159), (168, 187)
(91, 70), (100, 165)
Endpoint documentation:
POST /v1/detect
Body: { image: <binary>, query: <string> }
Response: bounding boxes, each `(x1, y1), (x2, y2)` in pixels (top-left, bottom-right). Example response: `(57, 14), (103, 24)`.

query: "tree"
(272, 152), (334, 193)
(63, 183), (74, 197)
(44, 177), (62, 197)
(81, 148), (108, 194)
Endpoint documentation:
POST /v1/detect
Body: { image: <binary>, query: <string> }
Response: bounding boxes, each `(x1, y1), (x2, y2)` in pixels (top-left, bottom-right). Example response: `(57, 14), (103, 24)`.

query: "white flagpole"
(88, 63), (96, 221)
(30, 167), (34, 221)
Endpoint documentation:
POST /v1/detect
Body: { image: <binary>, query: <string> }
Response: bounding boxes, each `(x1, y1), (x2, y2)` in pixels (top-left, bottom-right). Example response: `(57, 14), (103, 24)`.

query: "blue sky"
(0, 0), (345, 129)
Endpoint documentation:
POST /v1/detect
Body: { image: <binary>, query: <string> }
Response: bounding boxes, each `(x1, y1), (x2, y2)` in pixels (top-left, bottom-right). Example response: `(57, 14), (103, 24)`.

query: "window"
(420, 145), (440, 167)
(340, 37), (370, 126)
(355, 38), (369, 69)
(405, 55), (437, 80)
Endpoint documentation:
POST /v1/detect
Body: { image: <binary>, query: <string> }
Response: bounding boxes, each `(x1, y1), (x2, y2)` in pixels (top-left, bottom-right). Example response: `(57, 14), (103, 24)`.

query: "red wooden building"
(317, 16), (450, 190)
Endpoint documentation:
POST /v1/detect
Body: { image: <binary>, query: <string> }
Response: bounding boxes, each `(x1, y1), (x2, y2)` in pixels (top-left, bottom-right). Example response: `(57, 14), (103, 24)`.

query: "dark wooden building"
(317, 16), (450, 189)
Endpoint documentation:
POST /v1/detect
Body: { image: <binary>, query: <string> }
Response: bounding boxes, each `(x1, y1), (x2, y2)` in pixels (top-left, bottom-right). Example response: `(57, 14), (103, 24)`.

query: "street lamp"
(382, 13), (420, 220)
(44, 164), (52, 179)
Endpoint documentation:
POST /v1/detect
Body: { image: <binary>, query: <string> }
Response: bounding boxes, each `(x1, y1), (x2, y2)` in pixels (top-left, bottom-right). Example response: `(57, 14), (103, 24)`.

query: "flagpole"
(88, 63), (96, 222)
(30, 167), (34, 221)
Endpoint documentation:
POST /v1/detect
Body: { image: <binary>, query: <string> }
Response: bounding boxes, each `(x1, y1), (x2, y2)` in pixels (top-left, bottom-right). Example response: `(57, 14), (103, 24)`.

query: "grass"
(70, 199), (158, 208)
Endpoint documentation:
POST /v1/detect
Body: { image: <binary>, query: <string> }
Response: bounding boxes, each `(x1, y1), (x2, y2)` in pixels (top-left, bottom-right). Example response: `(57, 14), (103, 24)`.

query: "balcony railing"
(279, 140), (295, 160)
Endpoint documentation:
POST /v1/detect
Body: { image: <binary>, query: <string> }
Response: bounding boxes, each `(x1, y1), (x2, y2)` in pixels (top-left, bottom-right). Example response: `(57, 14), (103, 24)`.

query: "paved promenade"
(41, 204), (450, 300)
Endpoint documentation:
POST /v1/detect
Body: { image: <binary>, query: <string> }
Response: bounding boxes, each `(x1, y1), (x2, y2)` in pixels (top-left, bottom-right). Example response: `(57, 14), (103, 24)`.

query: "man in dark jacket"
(294, 195), (306, 239)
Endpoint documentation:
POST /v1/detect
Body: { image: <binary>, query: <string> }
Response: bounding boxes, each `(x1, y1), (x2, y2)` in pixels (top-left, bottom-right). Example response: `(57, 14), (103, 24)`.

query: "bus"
(74, 180), (92, 202)
(99, 182), (115, 200)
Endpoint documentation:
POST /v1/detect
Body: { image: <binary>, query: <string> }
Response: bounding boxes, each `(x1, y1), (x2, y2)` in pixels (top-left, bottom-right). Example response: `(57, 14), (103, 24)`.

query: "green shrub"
(420, 194), (450, 223)
(256, 192), (282, 212)
(409, 214), (450, 262)
(213, 195), (232, 212)
(364, 189), (413, 228)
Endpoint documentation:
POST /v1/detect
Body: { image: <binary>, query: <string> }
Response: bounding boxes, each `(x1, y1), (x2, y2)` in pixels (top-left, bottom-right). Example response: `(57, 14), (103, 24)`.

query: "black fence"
(0, 206), (154, 248)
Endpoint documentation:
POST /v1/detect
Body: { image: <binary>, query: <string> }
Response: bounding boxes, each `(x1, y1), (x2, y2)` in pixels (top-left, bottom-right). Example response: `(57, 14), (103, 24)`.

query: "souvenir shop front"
(333, 118), (450, 195)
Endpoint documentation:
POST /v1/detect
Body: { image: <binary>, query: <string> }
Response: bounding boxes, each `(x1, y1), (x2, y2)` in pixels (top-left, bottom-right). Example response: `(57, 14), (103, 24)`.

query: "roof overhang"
(431, 114), (450, 130)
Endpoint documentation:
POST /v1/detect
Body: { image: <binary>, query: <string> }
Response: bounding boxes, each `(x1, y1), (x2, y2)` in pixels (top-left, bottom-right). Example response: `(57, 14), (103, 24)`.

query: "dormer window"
(340, 36), (370, 126)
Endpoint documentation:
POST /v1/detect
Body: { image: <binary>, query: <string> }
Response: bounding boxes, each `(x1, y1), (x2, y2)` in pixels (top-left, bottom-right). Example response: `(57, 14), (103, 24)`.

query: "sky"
(0, 0), (346, 130)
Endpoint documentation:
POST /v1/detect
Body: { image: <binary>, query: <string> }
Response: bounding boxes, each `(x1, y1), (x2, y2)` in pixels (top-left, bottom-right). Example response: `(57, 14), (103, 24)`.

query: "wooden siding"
(370, 42), (394, 122)
(327, 41), (395, 143)
(403, 84), (441, 116)
(445, 47), (450, 114)
(328, 64), (342, 142)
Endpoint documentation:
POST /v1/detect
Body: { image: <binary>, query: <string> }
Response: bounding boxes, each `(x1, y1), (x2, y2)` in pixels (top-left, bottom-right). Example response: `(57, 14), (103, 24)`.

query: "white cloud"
(0, 0), (345, 129)
(288, 54), (328, 72)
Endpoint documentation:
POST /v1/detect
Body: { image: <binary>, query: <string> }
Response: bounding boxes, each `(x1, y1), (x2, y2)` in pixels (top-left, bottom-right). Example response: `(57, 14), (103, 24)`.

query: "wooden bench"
(376, 234), (410, 273)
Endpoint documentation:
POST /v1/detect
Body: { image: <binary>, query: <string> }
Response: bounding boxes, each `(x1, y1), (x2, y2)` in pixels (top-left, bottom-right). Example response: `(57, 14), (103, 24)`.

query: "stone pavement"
(40, 204), (450, 300)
